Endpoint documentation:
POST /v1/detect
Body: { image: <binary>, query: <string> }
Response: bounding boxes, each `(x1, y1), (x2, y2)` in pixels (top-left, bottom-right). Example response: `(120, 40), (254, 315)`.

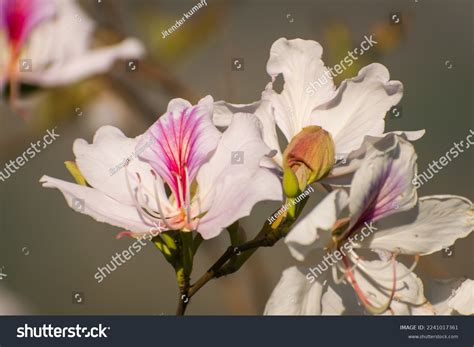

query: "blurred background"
(0, 0), (472, 315)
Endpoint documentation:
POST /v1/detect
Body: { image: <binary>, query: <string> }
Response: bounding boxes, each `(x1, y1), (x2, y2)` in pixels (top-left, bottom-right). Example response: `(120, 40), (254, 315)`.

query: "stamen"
(184, 166), (191, 225)
(343, 254), (397, 315)
(151, 170), (174, 230)
(124, 165), (156, 226)
(349, 249), (393, 272)
(175, 172), (185, 209)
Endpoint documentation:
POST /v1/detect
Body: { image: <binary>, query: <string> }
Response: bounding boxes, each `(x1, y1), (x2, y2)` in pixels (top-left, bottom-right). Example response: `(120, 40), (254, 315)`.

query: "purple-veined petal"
(348, 134), (417, 229)
(325, 132), (425, 186)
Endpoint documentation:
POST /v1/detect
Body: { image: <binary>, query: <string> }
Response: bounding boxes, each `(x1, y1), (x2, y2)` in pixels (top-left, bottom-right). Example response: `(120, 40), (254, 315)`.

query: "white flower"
(40, 96), (282, 240)
(264, 134), (473, 315)
(214, 38), (424, 181)
(0, 0), (144, 98)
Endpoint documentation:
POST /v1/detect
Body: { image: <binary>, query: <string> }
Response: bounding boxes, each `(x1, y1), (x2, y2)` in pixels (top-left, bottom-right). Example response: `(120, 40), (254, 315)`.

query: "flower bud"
(282, 126), (335, 196)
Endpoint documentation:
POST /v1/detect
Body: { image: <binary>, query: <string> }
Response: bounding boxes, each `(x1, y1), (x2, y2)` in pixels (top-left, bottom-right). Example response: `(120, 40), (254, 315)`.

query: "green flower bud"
(283, 126), (335, 195)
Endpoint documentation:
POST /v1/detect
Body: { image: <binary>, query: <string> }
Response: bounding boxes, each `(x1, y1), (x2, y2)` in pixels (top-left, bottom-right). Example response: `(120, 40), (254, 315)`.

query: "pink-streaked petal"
(0, 0), (55, 47)
(40, 175), (154, 233)
(266, 38), (336, 142)
(138, 96), (221, 207)
(349, 134), (417, 228)
(313, 63), (403, 155)
(367, 195), (474, 255)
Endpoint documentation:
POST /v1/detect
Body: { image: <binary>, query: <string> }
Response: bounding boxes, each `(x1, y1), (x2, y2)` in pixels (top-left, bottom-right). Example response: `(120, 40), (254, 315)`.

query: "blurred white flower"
(265, 134), (473, 315)
(0, 0), (145, 101)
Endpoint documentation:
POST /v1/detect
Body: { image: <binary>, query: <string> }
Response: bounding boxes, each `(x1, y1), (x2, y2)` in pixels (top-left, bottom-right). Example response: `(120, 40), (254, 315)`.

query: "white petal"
(264, 267), (327, 315)
(73, 126), (171, 211)
(196, 113), (282, 239)
(214, 85), (284, 167)
(285, 190), (349, 261)
(19, 0), (144, 86)
(326, 132), (424, 185)
(25, 38), (145, 86)
(367, 195), (474, 255)
(313, 63), (403, 155)
(351, 260), (427, 315)
(321, 285), (345, 315)
(425, 278), (470, 315)
(40, 176), (153, 233)
(386, 130), (425, 141)
(348, 134), (417, 228)
(213, 100), (260, 127)
(266, 38), (336, 141)
(447, 279), (474, 315)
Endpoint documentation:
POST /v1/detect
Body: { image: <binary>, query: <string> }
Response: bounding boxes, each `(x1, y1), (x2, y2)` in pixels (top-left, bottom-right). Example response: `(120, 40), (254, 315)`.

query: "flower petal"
(313, 63), (403, 155)
(73, 126), (171, 212)
(326, 132), (424, 186)
(348, 134), (417, 229)
(196, 113), (282, 239)
(0, 0), (55, 47)
(22, 38), (145, 86)
(40, 175), (154, 233)
(266, 38), (336, 142)
(285, 190), (349, 261)
(367, 195), (474, 255)
(138, 96), (221, 207)
(264, 267), (328, 315)
(214, 84), (284, 168)
(447, 279), (474, 315)
(350, 260), (427, 315)
(17, 0), (145, 86)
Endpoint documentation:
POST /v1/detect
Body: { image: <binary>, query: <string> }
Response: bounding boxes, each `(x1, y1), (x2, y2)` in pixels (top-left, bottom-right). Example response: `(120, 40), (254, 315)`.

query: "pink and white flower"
(0, 0), (144, 99)
(264, 134), (473, 315)
(40, 96), (282, 240)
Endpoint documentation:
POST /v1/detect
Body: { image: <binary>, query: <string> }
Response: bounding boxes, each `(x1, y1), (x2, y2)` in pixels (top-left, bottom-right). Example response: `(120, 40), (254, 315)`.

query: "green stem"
(187, 197), (309, 299)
